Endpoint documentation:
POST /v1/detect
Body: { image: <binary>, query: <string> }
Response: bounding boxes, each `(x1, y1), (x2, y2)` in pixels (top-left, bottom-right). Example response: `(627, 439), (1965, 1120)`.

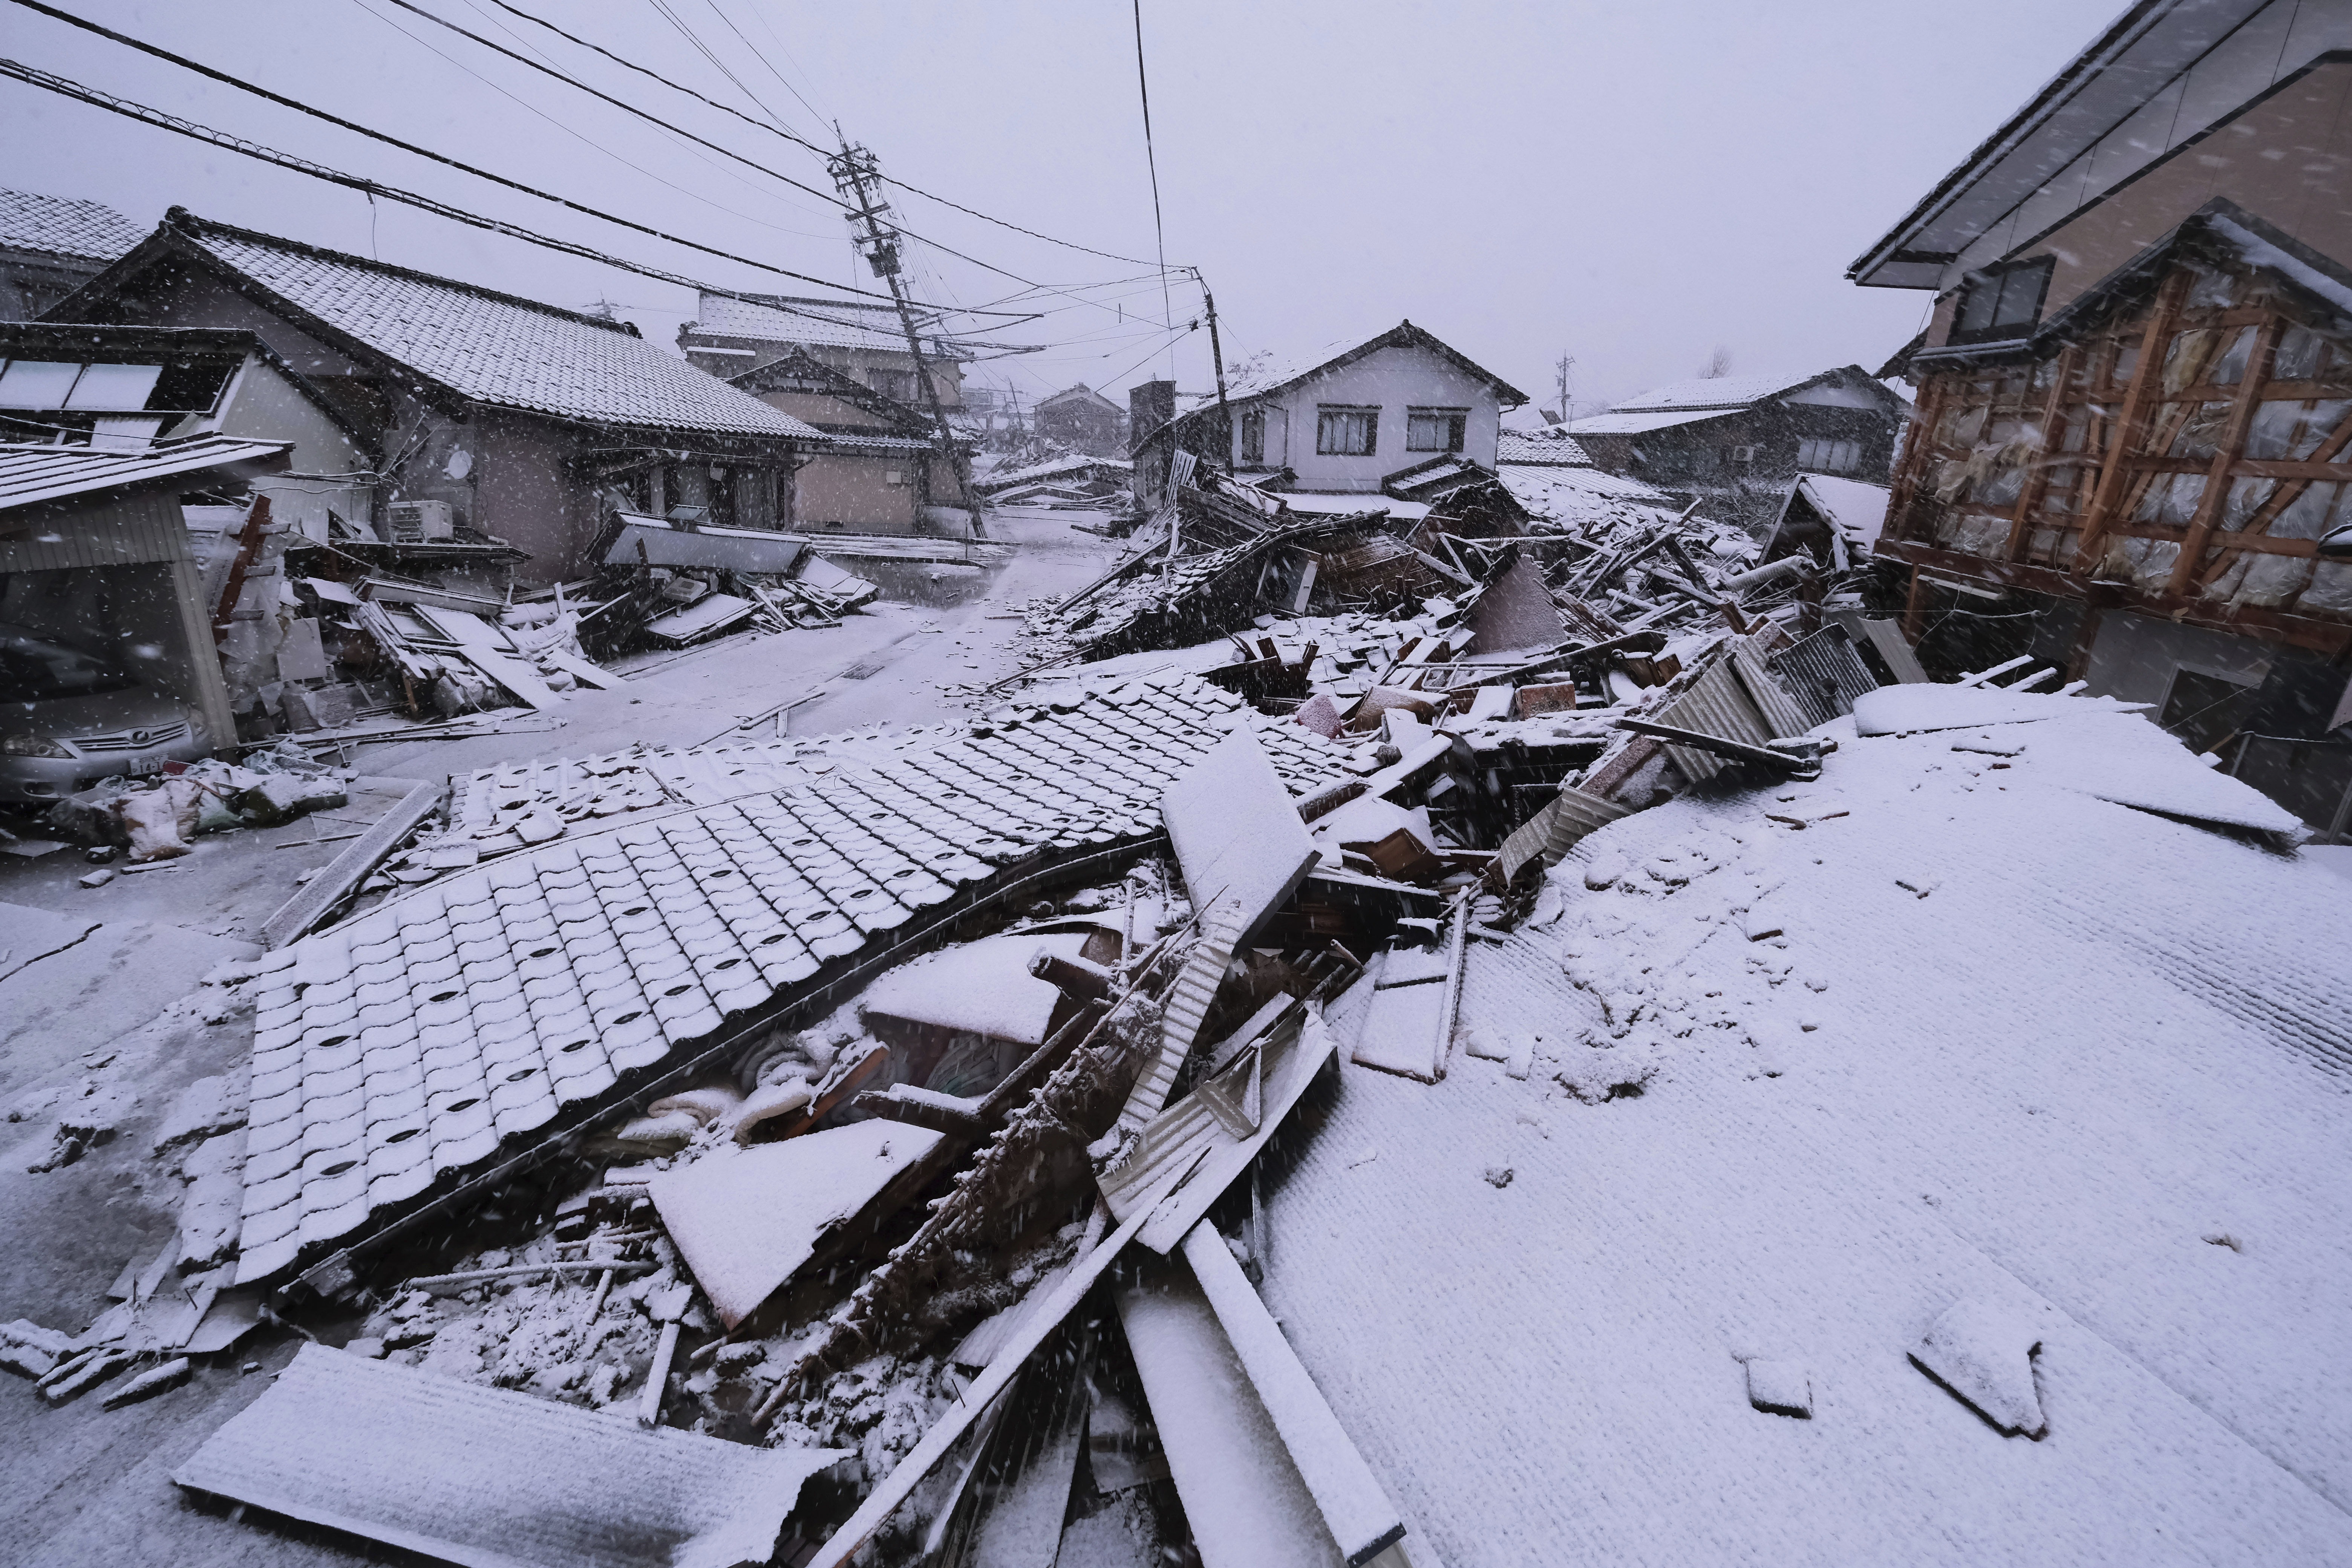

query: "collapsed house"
(1851, 0), (2352, 832)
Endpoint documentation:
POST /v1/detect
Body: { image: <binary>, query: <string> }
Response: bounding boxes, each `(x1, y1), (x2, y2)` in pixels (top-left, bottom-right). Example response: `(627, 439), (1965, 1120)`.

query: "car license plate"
(126, 755), (161, 777)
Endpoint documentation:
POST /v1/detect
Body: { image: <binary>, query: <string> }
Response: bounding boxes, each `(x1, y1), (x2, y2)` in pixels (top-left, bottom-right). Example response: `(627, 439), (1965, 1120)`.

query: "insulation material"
(650, 1121), (945, 1329)
(175, 1343), (843, 1568)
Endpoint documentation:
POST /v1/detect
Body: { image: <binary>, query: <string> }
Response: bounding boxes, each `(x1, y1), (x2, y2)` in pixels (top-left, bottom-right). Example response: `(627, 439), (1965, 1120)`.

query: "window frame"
(1239, 406), (1266, 465)
(1405, 406), (1469, 453)
(1315, 404), (1380, 458)
(1949, 256), (2055, 347)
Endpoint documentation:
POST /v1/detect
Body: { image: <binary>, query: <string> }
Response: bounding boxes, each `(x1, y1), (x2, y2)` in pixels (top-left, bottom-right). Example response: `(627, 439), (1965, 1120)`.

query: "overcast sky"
(3, 0), (2124, 420)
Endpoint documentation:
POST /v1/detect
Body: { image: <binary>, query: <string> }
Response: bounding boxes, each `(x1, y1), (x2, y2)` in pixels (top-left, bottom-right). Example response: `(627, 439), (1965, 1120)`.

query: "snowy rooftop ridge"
(142, 212), (823, 440)
(230, 674), (1357, 1287)
(0, 186), (144, 263)
(1609, 369), (1828, 413)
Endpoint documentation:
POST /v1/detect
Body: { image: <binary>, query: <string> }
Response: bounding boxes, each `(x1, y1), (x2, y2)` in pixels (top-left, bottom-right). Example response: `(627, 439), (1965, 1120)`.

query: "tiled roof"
(231, 675), (1356, 1286)
(1609, 370), (1827, 413)
(162, 214), (820, 439)
(1496, 429), (1592, 466)
(1495, 465), (1682, 538)
(689, 292), (974, 360)
(0, 436), (290, 511)
(0, 187), (144, 263)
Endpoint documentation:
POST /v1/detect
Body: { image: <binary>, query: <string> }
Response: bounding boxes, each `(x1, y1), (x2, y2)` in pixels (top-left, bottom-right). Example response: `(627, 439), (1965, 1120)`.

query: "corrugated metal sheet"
(0, 436), (289, 514)
(603, 516), (808, 574)
(1729, 638), (1815, 738)
(1652, 659), (1770, 782)
(0, 485), (198, 572)
(1495, 783), (1632, 883)
(1770, 626), (1883, 728)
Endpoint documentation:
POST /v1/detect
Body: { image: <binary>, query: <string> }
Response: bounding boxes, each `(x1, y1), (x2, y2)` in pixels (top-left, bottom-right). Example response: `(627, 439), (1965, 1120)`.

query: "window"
(1406, 407), (1468, 452)
(1316, 406), (1378, 457)
(1950, 257), (2054, 346)
(1798, 438), (1861, 473)
(1239, 407), (1265, 465)
(867, 368), (916, 403)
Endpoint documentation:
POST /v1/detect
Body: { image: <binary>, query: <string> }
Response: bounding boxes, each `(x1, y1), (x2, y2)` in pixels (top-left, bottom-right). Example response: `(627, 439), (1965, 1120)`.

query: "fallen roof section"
(231, 674), (1356, 1288)
(175, 1341), (842, 1568)
(0, 436), (291, 511)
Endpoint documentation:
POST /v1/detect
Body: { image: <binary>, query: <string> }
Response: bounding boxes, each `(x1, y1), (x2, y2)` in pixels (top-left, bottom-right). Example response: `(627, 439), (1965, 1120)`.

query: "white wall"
(1236, 343), (1502, 491)
(197, 357), (374, 540)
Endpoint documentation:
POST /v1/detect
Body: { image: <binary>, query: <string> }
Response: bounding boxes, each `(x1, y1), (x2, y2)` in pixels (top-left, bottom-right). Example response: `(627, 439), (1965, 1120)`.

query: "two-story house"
(1853, 0), (2352, 825)
(678, 291), (969, 412)
(1129, 320), (1527, 514)
(1567, 366), (1909, 530)
(0, 188), (143, 323)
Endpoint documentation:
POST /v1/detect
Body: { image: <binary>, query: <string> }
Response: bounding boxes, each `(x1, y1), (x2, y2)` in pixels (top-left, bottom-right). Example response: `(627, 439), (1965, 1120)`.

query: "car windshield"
(0, 630), (140, 702)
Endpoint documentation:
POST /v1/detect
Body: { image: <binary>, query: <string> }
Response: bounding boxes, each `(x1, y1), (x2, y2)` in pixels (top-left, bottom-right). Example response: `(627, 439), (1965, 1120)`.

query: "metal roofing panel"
(0, 436), (289, 511)
(175, 1342), (841, 1568)
(602, 517), (808, 573)
(1608, 371), (1825, 413)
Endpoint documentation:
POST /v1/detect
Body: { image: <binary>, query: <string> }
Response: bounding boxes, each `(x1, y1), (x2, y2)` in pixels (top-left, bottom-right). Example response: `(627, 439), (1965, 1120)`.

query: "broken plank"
(259, 779), (442, 949)
(801, 1192), (1181, 1568)
(1137, 1009), (1340, 1252)
(1182, 1223), (1407, 1566)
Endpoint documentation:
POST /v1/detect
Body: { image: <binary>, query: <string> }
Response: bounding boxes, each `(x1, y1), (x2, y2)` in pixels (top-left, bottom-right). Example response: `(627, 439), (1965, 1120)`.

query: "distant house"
(678, 291), (968, 412)
(1496, 427), (1594, 467)
(728, 348), (976, 537)
(1569, 367), (1908, 528)
(0, 321), (375, 542)
(0, 188), (143, 322)
(51, 209), (819, 583)
(1032, 383), (1126, 456)
(1130, 320), (1528, 512)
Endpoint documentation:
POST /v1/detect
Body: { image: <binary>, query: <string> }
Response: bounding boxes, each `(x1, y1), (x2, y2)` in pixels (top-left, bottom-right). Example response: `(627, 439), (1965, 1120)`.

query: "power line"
(377, 0), (1151, 313)
(477, 0), (1176, 271)
(693, 0), (828, 127)
(1, 1), (980, 314)
(645, 0), (793, 133)
(1131, 0), (1174, 358)
(0, 54), (1038, 334)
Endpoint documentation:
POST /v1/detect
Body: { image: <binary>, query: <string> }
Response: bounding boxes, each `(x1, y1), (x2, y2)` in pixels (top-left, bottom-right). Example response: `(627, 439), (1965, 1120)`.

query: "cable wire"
(1132, 0), (1174, 347)
(478, 0), (1175, 270)
(0, 55), (1041, 329)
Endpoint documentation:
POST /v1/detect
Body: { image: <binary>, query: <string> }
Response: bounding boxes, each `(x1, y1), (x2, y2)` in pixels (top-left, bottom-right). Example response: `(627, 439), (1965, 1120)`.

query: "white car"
(0, 628), (211, 807)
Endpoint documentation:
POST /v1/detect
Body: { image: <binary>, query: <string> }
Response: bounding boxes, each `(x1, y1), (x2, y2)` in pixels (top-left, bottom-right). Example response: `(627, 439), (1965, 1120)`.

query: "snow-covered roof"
(0, 187), (143, 264)
(1567, 406), (1739, 436)
(1792, 473), (1893, 548)
(1495, 428), (1592, 466)
(1494, 464), (1680, 534)
(689, 291), (973, 361)
(1264, 687), (2352, 1565)
(229, 677), (1357, 1287)
(141, 213), (822, 440)
(1184, 322), (1529, 415)
(1277, 491), (1430, 522)
(973, 453), (1132, 495)
(0, 435), (290, 511)
(1610, 369), (1828, 413)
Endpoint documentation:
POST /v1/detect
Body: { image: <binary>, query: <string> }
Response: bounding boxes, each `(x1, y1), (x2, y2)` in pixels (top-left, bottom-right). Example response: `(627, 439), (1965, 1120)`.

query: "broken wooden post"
(637, 1283), (694, 1429)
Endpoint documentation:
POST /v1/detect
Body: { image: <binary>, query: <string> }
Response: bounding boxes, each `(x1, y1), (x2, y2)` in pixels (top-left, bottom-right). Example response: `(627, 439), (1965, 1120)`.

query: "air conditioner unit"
(387, 500), (455, 541)
(1730, 446), (1758, 464)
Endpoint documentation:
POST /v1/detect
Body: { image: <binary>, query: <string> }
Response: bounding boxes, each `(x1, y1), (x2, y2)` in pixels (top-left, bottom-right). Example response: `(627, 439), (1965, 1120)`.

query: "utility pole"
(1191, 268), (1229, 413)
(825, 136), (962, 515)
(1554, 352), (1575, 427)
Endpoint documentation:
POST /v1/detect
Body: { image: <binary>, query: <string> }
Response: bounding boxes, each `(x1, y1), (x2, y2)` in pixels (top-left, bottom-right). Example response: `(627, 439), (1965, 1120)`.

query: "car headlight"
(2, 733), (71, 758)
(186, 714), (208, 744)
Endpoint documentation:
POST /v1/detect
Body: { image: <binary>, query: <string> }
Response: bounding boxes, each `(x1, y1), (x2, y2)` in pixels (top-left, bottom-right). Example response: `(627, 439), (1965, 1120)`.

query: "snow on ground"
(1261, 695), (2352, 1565)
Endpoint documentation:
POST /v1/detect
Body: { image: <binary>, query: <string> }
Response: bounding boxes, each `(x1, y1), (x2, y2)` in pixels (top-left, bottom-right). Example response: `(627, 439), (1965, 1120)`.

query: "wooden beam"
(1902, 564), (1928, 643)
(1884, 376), (1946, 543)
(2119, 455), (2352, 480)
(2170, 317), (2282, 596)
(2228, 400), (2352, 538)
(2005, 346), (2079, 563)
(2075, 268), (2193, 573)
